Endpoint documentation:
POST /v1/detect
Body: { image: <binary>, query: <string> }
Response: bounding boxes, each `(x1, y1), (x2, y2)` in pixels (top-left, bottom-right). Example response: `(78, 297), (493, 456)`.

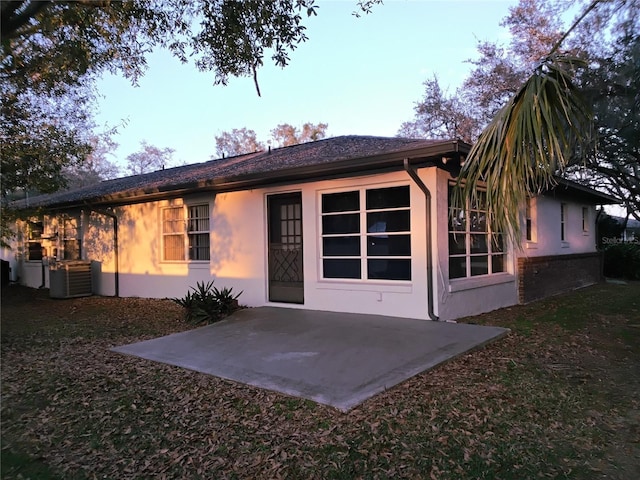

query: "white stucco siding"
(85, 211), (116, 296)
(97, 192), (268, 302)
(289, 171), (432, 319)
(20, 168), (609, 321)
(206, 190), (268, 307)
(17, 261), (49, 289)
(90, 171), (436, 319)
(522, 195), (597, 257)
(79, 168), (520, 320)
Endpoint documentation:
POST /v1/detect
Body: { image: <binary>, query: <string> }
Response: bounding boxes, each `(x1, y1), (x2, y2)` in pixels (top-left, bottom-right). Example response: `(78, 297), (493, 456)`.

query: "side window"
(187, 205), (210, 261)
(162, 204), (210, 261)
(27, 219), (44, 261)
(321, 190), (361, 279)
(560, 203), (567, 241)
(525, 198), (537, 242)
(448, 184), (505, 280)
(162, 207), (186, 261)
(62, 217), (81, 260)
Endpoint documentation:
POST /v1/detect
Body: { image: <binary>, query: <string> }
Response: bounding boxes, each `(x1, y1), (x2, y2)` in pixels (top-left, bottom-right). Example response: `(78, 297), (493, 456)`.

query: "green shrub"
(603, 243), (640, 280)
(171, 280), (242, 325)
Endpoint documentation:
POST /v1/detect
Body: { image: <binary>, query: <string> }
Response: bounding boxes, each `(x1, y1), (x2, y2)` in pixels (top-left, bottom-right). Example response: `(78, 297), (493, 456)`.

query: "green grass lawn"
(2, 282), (639, 479)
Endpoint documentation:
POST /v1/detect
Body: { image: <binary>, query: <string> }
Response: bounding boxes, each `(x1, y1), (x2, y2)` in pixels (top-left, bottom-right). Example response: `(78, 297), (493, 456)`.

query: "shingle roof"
(551, 177), (620, 204)
(15, 136), (467, 209)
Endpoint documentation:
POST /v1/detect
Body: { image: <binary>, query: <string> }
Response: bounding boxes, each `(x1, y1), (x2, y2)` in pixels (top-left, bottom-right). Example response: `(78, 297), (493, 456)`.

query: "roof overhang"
(23, 139), (471, 211)
(546, 177), (621, 205)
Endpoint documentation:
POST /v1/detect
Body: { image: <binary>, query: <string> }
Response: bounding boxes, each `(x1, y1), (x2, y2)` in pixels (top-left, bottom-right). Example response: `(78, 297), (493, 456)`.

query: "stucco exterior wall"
(296, 170), (431, 319)
(7, 168), (603, 321)
(76, 170), (438, 320)
(520, 194), (597, 257)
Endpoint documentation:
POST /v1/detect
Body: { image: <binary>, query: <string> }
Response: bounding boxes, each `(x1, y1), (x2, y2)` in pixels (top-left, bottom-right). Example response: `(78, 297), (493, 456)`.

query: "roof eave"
(548, 177), (621, 205)
(34, 140), (470, 210)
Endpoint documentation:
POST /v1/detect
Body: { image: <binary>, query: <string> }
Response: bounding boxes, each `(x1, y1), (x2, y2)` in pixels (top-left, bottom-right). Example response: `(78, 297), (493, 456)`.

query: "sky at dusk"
(94, 0), (519, 169)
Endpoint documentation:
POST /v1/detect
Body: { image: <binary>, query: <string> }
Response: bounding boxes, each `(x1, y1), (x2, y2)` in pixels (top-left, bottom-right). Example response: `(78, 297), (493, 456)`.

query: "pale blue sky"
(95, 0), (518, 168)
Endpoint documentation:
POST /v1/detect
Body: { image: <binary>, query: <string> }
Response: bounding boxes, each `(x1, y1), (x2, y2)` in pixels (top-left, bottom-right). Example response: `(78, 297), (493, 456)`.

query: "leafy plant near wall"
(603, 244), (640, 280)
(171, 280), (242, 325)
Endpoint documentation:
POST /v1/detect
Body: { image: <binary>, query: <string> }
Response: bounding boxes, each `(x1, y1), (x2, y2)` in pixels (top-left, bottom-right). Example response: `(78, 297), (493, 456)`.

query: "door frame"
(266, 192), (304, 304)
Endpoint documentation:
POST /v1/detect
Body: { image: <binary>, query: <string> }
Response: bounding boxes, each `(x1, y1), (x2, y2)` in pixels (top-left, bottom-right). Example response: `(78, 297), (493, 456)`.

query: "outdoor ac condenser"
(49, 261), (93, 299)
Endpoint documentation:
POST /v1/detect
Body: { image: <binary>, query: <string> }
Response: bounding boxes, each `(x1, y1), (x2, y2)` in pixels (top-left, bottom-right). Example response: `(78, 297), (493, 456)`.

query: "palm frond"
(453, 54), (595, 246)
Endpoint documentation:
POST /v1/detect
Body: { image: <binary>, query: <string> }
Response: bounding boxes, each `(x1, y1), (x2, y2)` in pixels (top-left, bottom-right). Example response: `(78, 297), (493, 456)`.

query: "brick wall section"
(518, 252), (603, 304)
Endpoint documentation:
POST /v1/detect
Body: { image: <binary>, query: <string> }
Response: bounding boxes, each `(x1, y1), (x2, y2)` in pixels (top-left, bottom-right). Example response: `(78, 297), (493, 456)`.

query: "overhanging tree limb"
(454, 0), (604, 245)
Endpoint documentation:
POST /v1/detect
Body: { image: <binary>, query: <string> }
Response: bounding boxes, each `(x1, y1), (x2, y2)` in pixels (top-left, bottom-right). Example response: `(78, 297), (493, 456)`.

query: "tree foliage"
(403, 0), (639, 240)
(1, 1), (323, 92)
(214, 122), (328, 157)
(125, 141), (175, 176)
(398, 76), (480, 143)
(1, 0), (378, 213)
(214, 128), (265, 158)
(62, 134), (121, 189)
(0, 0), (328, 205)
(270, 122), (329, 147)
(570, 16), (640, 220)
(0, 87), (93, 200)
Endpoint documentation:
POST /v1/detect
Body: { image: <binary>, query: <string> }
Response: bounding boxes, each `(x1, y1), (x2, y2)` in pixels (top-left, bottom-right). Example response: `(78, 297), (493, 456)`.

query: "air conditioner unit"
(50, 261), (93, 299)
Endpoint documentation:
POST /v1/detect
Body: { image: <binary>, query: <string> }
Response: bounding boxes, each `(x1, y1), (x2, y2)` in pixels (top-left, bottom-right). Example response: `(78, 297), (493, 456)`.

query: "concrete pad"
(111, 307), (508, 412)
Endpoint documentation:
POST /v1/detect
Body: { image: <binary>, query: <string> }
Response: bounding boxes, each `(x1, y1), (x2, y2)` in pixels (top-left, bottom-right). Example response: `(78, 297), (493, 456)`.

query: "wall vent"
(50, 261), (93, 299)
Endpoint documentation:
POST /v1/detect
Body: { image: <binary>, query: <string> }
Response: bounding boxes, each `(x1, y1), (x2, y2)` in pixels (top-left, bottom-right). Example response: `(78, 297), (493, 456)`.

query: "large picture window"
(321, 185), (411, 281)
(162, 204), (210, 261)
(448, 184), (505, 279)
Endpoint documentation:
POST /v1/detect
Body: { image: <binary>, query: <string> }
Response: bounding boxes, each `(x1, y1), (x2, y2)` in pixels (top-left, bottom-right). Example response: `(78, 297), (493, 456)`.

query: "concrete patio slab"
(111, 307), (509, 412)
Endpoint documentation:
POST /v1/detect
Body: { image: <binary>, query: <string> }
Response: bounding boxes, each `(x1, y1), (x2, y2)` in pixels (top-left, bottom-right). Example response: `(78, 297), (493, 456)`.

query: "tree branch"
(1, 1), (51, 42)
(549, 0), (601, 55)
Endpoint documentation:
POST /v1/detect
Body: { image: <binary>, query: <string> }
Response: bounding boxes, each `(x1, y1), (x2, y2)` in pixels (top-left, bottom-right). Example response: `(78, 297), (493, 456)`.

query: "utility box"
(49, 261), (93, 299)
(1, 260), (10, 287)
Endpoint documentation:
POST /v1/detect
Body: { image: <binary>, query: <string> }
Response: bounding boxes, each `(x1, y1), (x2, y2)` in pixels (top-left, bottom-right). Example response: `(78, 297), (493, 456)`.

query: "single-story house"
(2, 136), (619, 321)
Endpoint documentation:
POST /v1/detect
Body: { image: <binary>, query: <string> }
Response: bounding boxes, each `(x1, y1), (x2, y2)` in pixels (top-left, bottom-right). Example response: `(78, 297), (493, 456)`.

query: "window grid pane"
(162, 205), (210, 262)
(189, 233), (210, 261)
(164, 235), (185, 261)
(27, 219), (43, 261)
(62, 217), (81, 260)
(321, 186), (411, 281)
(187, 204), (210, 260)
(448, 184), (505, 280)
(163, 207), (184, 234)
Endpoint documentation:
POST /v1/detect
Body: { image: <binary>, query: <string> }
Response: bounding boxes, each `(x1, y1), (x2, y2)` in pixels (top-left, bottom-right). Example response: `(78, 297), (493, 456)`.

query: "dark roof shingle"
(15, 136), (464, 209)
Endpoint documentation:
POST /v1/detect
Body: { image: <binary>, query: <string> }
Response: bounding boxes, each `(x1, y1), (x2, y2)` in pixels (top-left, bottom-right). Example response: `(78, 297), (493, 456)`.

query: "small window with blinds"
(162, 207), (185, 261)
(162, 204), (210, 261)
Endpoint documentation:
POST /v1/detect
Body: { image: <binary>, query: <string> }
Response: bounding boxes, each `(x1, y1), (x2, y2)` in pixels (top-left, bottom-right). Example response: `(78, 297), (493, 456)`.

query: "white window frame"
(26, 218), (44, 262)
(524, 197), (538, 249)
(319, 184), (412, 282)
(448, 183), (506, 280)
(186, 204), (210, 261)
(61, 216), (81, 260)
(582, 206), (589, 234)
(161, 203), (210, 262)
(560, 203), (567, 242)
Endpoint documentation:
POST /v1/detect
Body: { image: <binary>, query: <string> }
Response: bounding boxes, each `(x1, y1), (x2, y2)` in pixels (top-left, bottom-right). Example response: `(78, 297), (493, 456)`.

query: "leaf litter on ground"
(1, 283), (639, 479)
